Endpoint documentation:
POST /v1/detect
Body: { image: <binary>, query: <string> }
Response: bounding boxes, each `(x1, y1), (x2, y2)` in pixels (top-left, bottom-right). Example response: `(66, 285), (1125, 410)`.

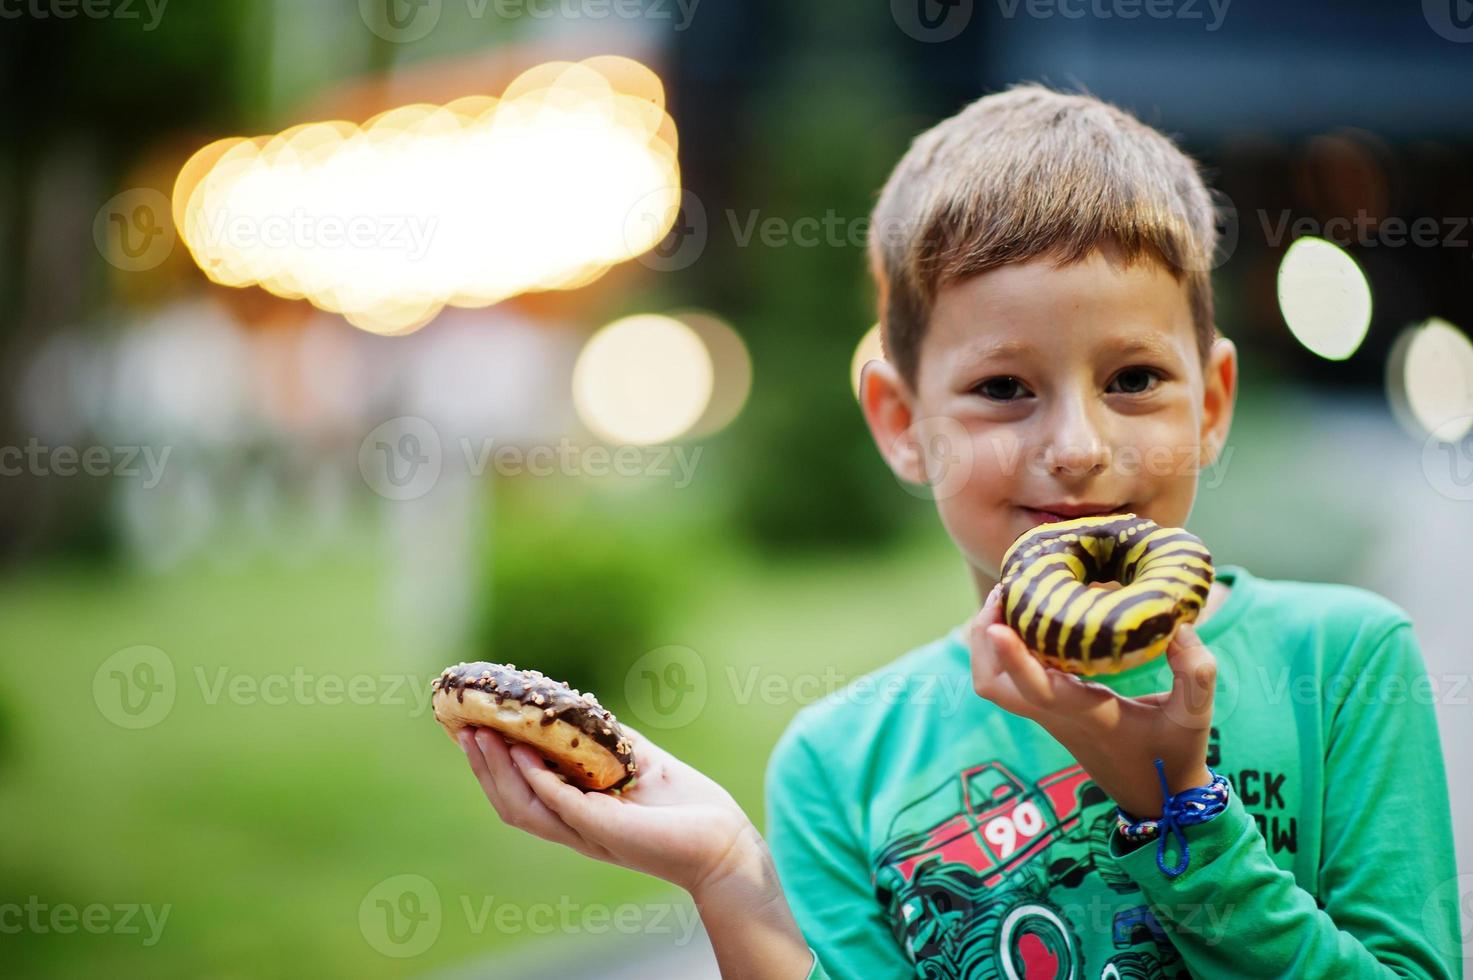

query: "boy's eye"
(973, 376), (1031, 401)
(1108, 367), (1164, 395)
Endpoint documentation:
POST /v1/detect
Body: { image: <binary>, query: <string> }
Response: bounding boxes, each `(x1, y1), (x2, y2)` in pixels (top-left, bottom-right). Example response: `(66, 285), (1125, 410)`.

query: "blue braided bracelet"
(1114, 758), (1230, 878)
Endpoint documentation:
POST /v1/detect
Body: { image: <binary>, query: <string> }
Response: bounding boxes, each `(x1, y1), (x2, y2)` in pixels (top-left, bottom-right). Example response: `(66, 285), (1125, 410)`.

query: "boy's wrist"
(1111, 763), (1233, 877)
(1111, 761), (1214, 821)
(690, 829), (814, 979)
(689, 824), (781, 908)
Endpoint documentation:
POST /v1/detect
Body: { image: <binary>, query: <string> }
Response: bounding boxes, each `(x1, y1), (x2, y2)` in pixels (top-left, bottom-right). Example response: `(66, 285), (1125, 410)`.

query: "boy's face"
(861, 245), (1237, 585)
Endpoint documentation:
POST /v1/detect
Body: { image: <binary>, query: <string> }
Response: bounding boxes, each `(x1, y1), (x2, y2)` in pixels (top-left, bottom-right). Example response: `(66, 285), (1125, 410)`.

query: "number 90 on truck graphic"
(870, 761), (1114, 978)
(875, 761), (1097, 889)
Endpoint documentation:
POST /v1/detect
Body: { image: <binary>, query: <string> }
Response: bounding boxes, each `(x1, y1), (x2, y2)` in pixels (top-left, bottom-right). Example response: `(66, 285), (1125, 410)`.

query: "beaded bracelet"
(1114, 758), (1231, 878)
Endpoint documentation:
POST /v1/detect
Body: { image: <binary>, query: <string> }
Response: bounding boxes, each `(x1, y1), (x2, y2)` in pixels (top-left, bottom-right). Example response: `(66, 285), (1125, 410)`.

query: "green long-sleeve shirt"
(765, 564), (1463, 979)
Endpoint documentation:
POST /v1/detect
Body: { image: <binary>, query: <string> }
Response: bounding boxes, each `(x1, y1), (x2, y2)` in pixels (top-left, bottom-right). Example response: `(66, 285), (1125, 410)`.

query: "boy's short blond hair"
(868, 83), (1221, 385)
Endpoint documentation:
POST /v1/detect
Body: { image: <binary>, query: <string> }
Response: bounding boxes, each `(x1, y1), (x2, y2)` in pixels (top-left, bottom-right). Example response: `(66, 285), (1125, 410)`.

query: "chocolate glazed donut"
(431, 663), (637, 791)
(998, 514), (1214, 676)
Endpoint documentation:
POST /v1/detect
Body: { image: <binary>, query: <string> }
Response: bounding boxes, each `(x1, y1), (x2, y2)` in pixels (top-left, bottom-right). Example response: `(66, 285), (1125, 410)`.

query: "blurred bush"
(474, 481), (690, 701)
(0, 682), (11, 773)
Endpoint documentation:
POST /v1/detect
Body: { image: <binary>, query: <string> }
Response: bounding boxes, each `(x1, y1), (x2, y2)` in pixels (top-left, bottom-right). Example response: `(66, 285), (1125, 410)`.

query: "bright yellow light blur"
(851, 322), (885, 398)
(173, 57), (681, 335)
(573, 314), (714, 445)
(1275, 237), (1372, 360)
(1388, 317), (1473, 441)
(673, 310), (751, 438)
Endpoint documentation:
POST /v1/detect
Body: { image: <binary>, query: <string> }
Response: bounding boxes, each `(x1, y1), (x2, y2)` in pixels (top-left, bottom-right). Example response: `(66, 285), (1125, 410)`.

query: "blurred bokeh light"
(173, 57), (680, 335)
(572, 313), (713, 445)
(850, 322), (884, 398)
(1276, 236), (1373, 361)
(1387, 316), (1473, 441)
(674, 310), (752, 439)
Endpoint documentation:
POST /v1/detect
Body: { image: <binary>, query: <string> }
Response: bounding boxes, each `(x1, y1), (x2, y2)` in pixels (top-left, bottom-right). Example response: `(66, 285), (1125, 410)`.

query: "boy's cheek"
(927, 436), (1013, 519)
(932, 488), (1013, 569)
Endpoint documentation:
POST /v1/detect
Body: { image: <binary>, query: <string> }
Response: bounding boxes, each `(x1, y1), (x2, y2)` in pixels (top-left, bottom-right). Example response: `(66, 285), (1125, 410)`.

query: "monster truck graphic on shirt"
(871, 761), (1189, 979)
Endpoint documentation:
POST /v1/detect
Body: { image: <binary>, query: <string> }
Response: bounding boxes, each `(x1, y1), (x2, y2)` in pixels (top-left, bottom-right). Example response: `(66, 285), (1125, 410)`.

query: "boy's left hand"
(969, 582), (1218, 820)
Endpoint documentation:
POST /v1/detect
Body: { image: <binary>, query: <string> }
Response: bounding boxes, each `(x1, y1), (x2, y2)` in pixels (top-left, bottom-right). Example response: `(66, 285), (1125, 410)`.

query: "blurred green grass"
(0, 529), (972, 978)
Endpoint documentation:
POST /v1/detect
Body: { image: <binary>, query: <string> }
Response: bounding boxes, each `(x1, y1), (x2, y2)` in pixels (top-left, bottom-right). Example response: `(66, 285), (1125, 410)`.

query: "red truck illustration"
(871, 762), (1190, 978)
(877, 761), (1096, 889)
(871, 762), (1108, 977)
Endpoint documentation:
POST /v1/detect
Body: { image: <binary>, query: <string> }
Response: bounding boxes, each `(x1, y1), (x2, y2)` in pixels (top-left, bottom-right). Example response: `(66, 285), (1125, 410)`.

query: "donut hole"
(1085, 580), (1124, 592)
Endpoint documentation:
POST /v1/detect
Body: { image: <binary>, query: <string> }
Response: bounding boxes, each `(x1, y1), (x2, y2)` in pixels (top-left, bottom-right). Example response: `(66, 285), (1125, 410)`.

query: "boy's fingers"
(471, 729), (536, 814)
(988, 624), (1115, 720)
(968, 619), (1004, 692)
(970, 626), (1031, 715)
(507, 745), (618, 861)
(517, 746), (622, 841)
(967, 584), (1004, 639)
(463, 729), (596, 853)
(460, 729), (508, 814)
(983, 582), (1003, 620)
(1163, 623), (1217, 729)
(968, 584), (1005, 653)
(987, 623), (1054, 707)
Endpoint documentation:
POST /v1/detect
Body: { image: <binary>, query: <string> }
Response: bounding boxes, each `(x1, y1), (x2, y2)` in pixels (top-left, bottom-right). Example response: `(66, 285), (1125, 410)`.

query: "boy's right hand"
(971, 582), (1217, 819)
(458, 725), (765, 901)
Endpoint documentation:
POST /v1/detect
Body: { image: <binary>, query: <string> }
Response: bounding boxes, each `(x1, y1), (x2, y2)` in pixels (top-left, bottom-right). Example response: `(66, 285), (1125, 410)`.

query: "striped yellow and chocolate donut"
(998, 514), (1213, 676)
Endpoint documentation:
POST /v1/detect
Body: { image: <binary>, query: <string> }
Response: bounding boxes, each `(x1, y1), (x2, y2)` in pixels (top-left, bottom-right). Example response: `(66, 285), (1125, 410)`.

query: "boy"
(457, 84), (1462, 979)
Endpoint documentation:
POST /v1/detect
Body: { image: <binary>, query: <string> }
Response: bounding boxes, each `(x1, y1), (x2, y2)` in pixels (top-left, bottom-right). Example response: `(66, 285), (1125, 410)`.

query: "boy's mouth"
(1018, 502), (1129, 526)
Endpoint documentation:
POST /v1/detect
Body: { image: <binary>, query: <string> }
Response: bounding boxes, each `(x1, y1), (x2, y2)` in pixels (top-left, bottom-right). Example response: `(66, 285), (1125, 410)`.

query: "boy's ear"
(860, 357), (926, 485)
(1200, 334), (1238, 467)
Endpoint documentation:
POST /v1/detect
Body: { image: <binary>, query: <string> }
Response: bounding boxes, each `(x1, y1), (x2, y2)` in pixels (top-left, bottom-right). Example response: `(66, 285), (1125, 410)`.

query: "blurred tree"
(0, 2), (258, 563)
(667, 2), (931, 552)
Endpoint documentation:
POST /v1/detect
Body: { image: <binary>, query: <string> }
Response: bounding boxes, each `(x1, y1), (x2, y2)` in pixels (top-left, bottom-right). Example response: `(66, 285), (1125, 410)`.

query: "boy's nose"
(1042, 401), (1112, 476)
(1044, 440), (1110, 477)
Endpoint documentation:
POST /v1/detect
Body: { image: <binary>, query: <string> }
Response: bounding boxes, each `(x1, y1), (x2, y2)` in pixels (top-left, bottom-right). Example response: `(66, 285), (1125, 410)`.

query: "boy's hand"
(460, 726), (817, 978)
(458, 724), (765, 900)
(969, 583), (1217, 820)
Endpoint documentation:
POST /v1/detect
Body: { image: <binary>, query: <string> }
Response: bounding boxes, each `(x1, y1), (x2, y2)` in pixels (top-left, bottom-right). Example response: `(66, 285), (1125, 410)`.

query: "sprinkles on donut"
(999, 513), (1214, 676)
(431, 662), (637, 791)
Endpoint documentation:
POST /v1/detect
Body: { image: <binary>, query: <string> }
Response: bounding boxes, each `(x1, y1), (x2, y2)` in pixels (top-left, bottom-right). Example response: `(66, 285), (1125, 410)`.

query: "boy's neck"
(971, 566), (1000, 602)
